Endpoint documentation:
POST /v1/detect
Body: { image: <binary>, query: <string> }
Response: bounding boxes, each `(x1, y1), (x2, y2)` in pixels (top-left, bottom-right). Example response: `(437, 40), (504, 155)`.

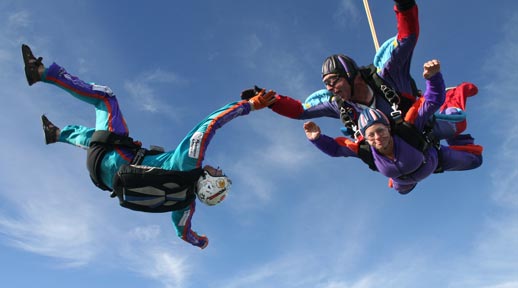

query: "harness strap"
(334, 98), (361, 139)
(131, 148), (147, 165)
(362, 65), (418, 114)
(88, 130), (154, 192)
(357, 142), (377, 171)
(90, 130), (141, 149)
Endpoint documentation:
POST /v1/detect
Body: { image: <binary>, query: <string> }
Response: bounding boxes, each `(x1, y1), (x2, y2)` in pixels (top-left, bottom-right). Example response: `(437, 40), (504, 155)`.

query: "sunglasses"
(323, 75), (343, 87)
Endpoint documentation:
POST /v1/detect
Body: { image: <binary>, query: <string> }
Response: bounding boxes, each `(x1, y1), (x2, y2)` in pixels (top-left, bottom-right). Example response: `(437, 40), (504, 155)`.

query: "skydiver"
(22, 44), (276, 249)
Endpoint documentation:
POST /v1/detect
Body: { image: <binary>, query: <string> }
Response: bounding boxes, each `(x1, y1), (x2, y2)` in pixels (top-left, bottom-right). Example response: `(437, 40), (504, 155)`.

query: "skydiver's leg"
(433, 82), (479, 140)
(41, 63), (129, 134)
(439, 82), (478, 136)
(22, 45), (128, 135)
(58, 125), (95, 149)
(42, 114), (95, 149)
(439, 145), (483, 172)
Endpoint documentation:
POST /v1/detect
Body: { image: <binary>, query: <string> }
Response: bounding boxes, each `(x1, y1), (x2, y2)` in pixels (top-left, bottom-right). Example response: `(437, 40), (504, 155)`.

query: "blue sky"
(1, 0), (517, 287)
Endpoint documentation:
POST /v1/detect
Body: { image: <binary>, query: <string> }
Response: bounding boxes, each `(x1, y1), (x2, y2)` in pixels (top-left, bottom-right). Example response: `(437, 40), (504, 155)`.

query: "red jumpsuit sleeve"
(395, 0), (419, 41)
(270, 94), (305, 119)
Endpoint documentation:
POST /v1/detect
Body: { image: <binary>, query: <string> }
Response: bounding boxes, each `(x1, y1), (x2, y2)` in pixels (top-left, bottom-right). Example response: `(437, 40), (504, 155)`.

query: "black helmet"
(321, 54), (359, 86)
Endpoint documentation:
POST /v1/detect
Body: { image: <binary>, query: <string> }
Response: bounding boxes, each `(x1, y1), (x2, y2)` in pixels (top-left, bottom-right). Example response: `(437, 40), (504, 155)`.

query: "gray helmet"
(321, 54), (359, 86)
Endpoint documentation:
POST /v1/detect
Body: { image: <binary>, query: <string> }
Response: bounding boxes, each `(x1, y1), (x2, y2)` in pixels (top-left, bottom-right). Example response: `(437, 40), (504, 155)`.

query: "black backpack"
(112, 164), (204, 213)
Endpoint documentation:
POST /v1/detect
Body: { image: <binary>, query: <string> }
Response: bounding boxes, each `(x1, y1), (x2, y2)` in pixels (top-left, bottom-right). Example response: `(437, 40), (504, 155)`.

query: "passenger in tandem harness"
(303, 59), (483, 194)
(23, 44), (276, 249)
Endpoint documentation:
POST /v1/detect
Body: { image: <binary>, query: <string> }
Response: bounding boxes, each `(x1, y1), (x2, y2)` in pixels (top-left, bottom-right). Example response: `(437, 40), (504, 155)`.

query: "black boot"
(41, 115), (59, 144)
(22, 44), (43, 86)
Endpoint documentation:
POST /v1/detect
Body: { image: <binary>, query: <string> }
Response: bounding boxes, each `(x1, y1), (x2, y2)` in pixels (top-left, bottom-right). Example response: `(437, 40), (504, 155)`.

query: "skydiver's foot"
(41, 114), (60, 144)
(447, 133), (474, 146)
(22, 44), (44, 86)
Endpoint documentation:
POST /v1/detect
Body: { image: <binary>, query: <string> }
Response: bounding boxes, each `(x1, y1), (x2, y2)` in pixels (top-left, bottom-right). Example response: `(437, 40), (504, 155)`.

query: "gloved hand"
(184, 229), (209, 249)
(190, 231), (209, 249)
(241, 85), (263, 100)
(198, 235), (209, 249)
(248, 89), (277, 110)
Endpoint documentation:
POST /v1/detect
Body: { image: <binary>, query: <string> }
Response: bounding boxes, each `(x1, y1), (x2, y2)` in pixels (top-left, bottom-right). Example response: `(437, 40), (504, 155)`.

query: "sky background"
(1, 1), (517, 287)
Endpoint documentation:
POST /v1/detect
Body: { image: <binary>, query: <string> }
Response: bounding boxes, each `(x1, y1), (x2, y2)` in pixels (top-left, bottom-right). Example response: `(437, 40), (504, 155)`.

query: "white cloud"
(486, 13), (518, 208)
(124, 81), (160, 112)
(445, 11), (518, 288)
(143, 69), (183, 84)
(237, 33), (263, 69)
(0, 163), (103, 267)
(334, 0), (361, 27)
(123, 69), (186, 116)
(8, 11), (31, 29)
(119, 225), (191, 288)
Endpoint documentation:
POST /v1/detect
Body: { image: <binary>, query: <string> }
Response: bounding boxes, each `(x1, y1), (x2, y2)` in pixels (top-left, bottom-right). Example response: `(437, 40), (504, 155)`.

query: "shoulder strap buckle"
(131, 148), (147, 165)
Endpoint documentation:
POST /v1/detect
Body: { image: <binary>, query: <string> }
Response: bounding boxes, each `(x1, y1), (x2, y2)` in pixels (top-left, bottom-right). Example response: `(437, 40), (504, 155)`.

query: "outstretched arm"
(171, 202), (208, 249)
(304, 121), (359, 158)
(176, 100), (252, 171)
(170, 91), (276, 171)
(242, 86), (341, 120)
(377, 0), (419, 102)
(415, 60), (445, 130)
(394, 0), (418, 41)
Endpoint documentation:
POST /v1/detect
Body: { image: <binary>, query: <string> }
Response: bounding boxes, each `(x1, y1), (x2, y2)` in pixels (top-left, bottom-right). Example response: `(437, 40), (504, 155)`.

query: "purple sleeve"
(310, 134), (358, 158)
(413, 72), (445, 130)
(377, 3), (419, 97)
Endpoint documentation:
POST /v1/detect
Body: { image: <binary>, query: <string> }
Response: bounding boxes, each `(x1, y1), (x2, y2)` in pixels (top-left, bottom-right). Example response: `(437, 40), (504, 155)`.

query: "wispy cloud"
(223, 112), (316, 209)
(454, 12), (518, 287)
(8, 10), (31, 29)
(124, 69), (187, 116)
(0, 16), (193, 282)
(236, 33), (263, 69)
(486, 13), (518, 208)
(333, 0), (362, 27)
(0, 153), (103, 267)
(118, 225), (191, 288)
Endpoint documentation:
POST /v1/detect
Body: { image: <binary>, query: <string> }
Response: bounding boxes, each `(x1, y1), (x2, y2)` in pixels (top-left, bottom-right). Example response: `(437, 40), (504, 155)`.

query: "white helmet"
(196, 170), (232, 206)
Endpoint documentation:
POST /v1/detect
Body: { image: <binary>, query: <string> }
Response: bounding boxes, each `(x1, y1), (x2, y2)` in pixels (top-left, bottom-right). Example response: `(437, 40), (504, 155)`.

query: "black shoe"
(41, 115), (59, 144)
(22, 44), (43, 86)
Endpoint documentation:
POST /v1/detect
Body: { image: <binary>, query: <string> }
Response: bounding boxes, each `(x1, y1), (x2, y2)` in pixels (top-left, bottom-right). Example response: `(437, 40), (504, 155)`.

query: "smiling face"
(323, 73), (352, 101)
(323, 73), (373, 105)
(364, 123), (393, 154)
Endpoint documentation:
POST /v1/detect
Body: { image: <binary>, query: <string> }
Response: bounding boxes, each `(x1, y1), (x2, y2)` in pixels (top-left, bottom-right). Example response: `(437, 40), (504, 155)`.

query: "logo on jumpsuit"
(189, 132), (204, 158)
